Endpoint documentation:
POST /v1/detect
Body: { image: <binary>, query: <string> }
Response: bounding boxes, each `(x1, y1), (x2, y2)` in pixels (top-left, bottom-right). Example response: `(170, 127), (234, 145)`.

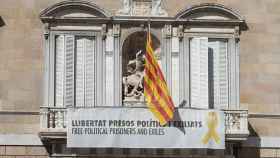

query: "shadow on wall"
(237, 123), (261, 158)
(0, 16), (5, 27)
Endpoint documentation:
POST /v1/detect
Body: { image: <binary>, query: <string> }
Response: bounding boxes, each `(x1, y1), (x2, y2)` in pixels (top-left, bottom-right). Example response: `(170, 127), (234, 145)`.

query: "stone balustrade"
(40, 107), (249, 140)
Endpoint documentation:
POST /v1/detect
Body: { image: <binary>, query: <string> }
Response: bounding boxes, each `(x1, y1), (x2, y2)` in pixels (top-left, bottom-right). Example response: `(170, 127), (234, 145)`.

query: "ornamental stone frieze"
(117, 0), (168, 16)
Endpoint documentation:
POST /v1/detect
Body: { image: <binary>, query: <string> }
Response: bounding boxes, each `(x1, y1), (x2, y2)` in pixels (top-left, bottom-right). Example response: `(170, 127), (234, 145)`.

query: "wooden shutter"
(84, 37), (95, 107)
(64, 35), (75, 107)
(218, 40), (228, 107)
(199, 38), (209, 108)
(190, 37), (209, 109)
(75, 37), (95, 108)
(209, 39), (228, 108)
(208, 41), (219, 107)
(55, 35), (65, 107)
(75, 38), (85, 107)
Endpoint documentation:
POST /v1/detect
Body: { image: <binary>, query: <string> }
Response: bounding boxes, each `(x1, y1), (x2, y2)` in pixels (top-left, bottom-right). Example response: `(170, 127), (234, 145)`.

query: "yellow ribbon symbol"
(202, 112), (220, 144)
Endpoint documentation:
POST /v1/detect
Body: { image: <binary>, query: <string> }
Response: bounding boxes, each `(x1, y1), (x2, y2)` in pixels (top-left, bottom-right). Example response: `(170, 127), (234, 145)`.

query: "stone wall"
(0, 0), (280, 157)
(0, 146), (48, 158)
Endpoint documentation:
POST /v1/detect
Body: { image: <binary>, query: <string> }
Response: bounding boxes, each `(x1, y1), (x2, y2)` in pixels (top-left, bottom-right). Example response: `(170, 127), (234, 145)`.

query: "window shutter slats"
(218, 41), (228, 107)
(76, 38), (85, 107)
(190, 38), (200, 107)
(55, 35), (65, 107)
(84, 38), (95, 107)
(190, 37), (209, 109)
(75, 37), (95, 108)
(199, 38), (209, 108)
(64, 35), (75, 107)
(209, 41), (220, 107)
(209, 40), (228, 108)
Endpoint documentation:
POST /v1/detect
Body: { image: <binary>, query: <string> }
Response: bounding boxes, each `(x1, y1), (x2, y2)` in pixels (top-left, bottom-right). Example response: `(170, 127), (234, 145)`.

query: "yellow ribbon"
(202, 112), (220, 144)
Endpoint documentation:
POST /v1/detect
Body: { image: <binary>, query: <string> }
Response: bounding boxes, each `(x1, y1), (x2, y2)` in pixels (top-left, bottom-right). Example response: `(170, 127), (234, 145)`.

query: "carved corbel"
(140, 24), (145, 32)
(164, 25), (172, 38)
(43, 23), (50, 40)
(234, 26), (240, 39)
(101, 24), (107, 40)
(178, 25), (184, 41)
(113, 24), (121, 37)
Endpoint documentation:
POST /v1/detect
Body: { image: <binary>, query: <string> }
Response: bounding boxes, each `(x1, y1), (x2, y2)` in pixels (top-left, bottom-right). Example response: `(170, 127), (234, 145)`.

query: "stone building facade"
(0, 0), (280, 157)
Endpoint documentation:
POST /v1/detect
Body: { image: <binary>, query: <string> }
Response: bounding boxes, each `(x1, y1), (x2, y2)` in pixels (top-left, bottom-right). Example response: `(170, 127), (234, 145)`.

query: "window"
(174, 3), (245, 110)
(40, 1), (111, 108)
(41, 1), (245, 110)
(54, 34), (96, 108)
(190, 37), (228, 109)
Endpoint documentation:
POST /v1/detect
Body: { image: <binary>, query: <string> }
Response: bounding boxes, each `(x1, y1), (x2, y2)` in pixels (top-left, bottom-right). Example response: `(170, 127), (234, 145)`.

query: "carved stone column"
(113, 24), (121, 106)
(43, 23), (50, 108)
(163, 25), (172, 91)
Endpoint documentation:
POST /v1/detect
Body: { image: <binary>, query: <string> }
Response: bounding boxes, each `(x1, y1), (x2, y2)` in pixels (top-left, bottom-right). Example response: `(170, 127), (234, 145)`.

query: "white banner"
(67, 108), (225, 149)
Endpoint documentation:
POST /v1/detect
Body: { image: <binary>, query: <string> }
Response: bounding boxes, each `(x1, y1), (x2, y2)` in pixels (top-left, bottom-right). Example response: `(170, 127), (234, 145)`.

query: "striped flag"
(144, 29), (175, 125)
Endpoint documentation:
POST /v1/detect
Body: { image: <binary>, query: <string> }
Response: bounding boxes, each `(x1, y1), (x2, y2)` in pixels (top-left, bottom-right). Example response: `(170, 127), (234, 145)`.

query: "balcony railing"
(224, 109), (249, 140)
(40, 107), (67, 133)
(40, 107), (249, 140)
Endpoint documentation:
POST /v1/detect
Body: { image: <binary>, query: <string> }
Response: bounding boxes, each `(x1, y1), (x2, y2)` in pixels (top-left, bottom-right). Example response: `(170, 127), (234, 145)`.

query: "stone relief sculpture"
(117, 0), (168, 16)
(151, 0), (168, 16)
(117, 0), (131, 15)
(123, 50), (145, 102)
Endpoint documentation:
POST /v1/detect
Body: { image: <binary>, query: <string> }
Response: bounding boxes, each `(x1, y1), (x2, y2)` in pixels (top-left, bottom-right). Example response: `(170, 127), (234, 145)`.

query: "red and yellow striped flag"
(144, 30), (175, 125)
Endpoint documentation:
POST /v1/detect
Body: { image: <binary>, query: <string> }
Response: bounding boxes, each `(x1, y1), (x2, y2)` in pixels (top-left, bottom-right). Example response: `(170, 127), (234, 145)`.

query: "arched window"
(176, 3), (245, 109)
(122, 31), (161, 106)
(40, 0), (110, 108)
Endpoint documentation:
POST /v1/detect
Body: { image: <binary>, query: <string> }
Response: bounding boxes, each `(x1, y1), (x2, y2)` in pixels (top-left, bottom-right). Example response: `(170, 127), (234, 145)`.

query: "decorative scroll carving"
(132, 0), (152, 16)
(43, 23), (50, 40)
(117, 0), (132, 15)
(224, 110), (249, 138)
(151, 0), (167, 16)
(178, 25), (184, 40)
(234, 26), (240, 38)
(164, 25), (172, 38)
(113, 24), (121, 37)
(101, 24), (107, 40)
(117, 0), (167, 16)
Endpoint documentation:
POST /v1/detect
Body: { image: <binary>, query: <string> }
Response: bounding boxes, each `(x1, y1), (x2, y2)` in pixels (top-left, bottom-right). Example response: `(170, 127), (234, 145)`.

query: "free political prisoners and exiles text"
(71, 119), (202, 136)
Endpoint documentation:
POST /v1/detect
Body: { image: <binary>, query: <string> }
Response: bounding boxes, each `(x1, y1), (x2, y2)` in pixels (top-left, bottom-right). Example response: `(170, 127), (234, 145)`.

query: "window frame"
(180, 29), (240, 109)
(46, 30), (104, 108)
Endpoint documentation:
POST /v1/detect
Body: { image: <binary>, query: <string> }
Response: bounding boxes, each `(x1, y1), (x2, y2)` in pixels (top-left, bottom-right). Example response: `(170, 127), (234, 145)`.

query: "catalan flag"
(144, 28), (175, 125)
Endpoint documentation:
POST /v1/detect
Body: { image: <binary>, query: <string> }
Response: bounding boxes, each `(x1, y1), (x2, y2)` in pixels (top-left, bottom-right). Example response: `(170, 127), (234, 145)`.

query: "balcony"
(40, 107), (67, 140)
(224, 109), (249, 140)
(39, 107), (249, 141)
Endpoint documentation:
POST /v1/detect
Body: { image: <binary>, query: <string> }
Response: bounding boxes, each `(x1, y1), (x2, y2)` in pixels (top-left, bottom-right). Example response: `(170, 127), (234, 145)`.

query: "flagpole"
(148, 20), (150, 35)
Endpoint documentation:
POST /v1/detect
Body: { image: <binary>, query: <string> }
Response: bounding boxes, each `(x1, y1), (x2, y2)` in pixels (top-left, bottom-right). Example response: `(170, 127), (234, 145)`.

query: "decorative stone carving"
(164, 25), (172, 38)
(132, 0), (152, 16)
(224, 110), (249, 139)
(117, 0), (168, 16)
(123, 50), (145, 102)
(43, 23), (50, 40)
(101, 24), (107, 40)
(117, 0), (131, 15)
(113, 24), (120, 37)
(151, 0), (167, 16)
(234, 26), (240, 38)
(178, 25), (184, 40)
